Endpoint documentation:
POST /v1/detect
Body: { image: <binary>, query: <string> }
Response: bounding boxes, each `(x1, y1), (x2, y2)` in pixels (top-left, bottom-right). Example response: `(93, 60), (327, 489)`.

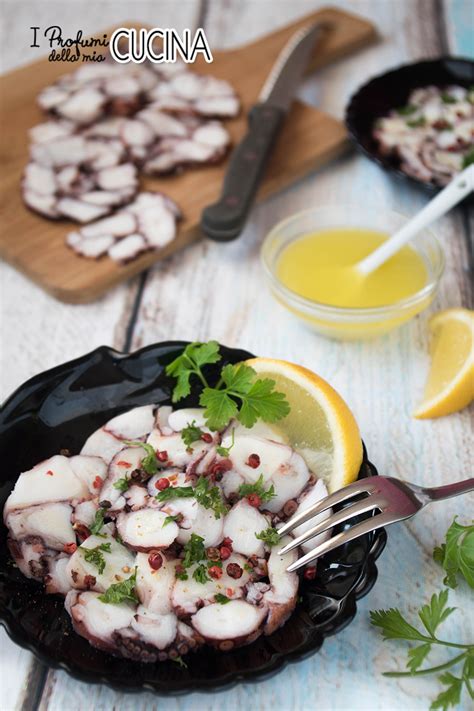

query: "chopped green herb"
(441, 93), (457, 104)
(156, 485), (194, 502)
(238, 474), (276, 503)
(255, 527), (280, 546)
(216, 428), (235, 458)
(192, 563), (210, 584)
(99, 568), (138, 604)
(123, 440), (158, 475)
(166, 341), (290, 431)
(194, 476), (228, 519)
(181, 420), (205, 447)
(163, 514), (180, 527)
(462, 148), (474, 169)
(175, 567), (188, 581)
(397, 104), (417, 116)
(407, 117), (426, 128)
(89, 508), (107, 535)
(113, 477), (130, 492)
(433, 517), (474, 589)
(214, 593), (230, 604)
(182, 534), (206, 568)
(83, 542), (111, 575)
(172, 655), (188, 669)
(243, 563), (252, 572)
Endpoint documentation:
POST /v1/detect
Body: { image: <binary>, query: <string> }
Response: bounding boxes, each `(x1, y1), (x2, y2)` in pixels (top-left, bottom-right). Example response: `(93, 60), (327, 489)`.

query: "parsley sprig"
(89, 508), (107, 535)
(371, 518), (474, 710)
(99, 568), (139, 605)
(181, 420), (205, 447)
(156, 476), (227, 519)
(165, 342), (290, 431)
(175, 534), (224, 584)
(123, 440), (159, 475)
(238, 474), (275, 503)
(216, 428), (235, 458)
(82, 543), (111, 575)
(113, 477), (131, 493)
(255, 527), (280, 546)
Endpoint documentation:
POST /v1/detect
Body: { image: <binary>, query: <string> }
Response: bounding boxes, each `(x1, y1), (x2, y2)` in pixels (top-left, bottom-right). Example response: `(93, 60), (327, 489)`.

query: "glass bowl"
(261, 205), (445, 340)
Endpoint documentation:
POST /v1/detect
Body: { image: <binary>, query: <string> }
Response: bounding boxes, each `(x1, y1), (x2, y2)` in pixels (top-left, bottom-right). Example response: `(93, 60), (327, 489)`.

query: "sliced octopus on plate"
(4, 404), (330, 663)
(65, 191), (181, 262)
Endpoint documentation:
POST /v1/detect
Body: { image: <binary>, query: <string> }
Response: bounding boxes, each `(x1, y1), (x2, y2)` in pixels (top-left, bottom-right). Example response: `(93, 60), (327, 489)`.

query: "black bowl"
(0, 342), (386, 694)
(345, 57), (474, 192)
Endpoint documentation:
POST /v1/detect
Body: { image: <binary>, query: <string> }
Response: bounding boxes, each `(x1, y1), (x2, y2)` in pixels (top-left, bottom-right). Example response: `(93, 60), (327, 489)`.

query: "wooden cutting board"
(0, 8), (376, 303)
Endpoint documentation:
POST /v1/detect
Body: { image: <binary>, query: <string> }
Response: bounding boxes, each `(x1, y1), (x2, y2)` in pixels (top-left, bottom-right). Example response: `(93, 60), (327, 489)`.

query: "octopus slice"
(73, 500), (98, 528)
(65, 590), (135, 653)
(69, 455), (108, 496)
(54, 87), (106, 124)
(6, 503), (74, 551)
(116, 509), (179, 551)
(66, 534), (135, 592)
(66, 191), (180, 263)
(143, 122), (230, 175)
(176, 502), (224, 547)
(131, 607), (178, 651)
(262, 535), (298, 635)
(81, 427), (128, 463)
(4, 455), (90, 513)
(124, 484), (149, 511)
(135, 553), (176, 614)
(45, 555), (71, 595)
(171, 553), (250, 615)
(99, 446), (147, 510)
(147, 72), (239, 118)
(8, 536), (52, 580)
(167, 407), (207, 432)
(103, 405), (155, 440)
(191, 600), (266, 650)
(223, 500), (269, 557)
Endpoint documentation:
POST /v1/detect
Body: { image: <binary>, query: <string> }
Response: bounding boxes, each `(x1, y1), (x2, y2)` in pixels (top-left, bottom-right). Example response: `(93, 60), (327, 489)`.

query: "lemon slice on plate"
(414, 308), (474, 419)
(245, 357), (363, 492)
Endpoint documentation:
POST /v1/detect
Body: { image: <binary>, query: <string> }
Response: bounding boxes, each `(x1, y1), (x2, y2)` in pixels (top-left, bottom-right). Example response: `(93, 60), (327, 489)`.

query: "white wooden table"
(1, 1), (472, 709)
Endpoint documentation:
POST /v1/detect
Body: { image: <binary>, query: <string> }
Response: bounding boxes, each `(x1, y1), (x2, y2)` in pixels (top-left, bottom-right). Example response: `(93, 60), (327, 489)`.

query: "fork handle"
(421, 478), (474, 502)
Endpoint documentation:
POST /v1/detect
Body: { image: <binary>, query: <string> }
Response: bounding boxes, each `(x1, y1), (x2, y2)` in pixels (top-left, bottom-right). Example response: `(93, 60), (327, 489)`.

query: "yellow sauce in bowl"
(276, 228), (428, 309)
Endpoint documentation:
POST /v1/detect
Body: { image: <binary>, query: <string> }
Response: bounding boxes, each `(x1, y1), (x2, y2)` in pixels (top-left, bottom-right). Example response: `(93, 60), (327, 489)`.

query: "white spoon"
(356, 164), (474, 277)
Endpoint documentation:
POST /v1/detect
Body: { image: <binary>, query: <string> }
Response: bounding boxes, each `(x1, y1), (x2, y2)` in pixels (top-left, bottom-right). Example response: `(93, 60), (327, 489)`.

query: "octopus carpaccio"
(373, 85), (474, 186)
(22, 58), (240, 264)
(4, 405), (331, 663)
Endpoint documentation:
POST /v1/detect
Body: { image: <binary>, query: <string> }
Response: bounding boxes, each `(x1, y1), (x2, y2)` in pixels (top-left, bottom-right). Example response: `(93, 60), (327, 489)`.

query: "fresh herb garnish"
(238, 474), (276, 503)
(462, 148), (474, 169)
(123, 440), (158, 475)
(163, 514), (180, 527)
(193, 563), (210, 584)
(113, 477), (130, 492)
(407, 117), (426, 128)
(441, 93), (457, 104)
(83, 543), (111, 575)
(172, 655), (188, 669)
(165, 342), (290, 431)
(194, 476), (228, 519)
(181, 420), (205, 447)
(99, 568), (139, 605)
(215, 593), (230, 604)
(433, 518), (474, 589)
(397, 104), (417, 116)
(156, 485), (194, 502)
(216, 428), (235, 458)
(371, 519), (474, 710)
(255, 527), (280, 546)
(89, 508), (107, 535)
(176, 567), (188, 581)
(182, 534), (206, 568)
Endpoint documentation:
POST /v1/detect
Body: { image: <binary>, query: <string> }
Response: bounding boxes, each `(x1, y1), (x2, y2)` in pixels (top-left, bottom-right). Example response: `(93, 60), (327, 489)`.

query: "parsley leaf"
(238, 377), (290, 428)
(172, 655), (188, 669)
(83, 543), (111, 575)
(407, 117), (426, 128)
(123, 440), (158, 475)
(181, 420), (205, 447)
(216, 428), (235, 458)
(215, 593), (230, 604)
(407, 643), (432, 673)
(113, 477), (130, 492)
(238, 474), (276, 503)
(163, 514), (179, 527)
(194, 476), (227, 519)
(89, 508), (107, 535)
(192, 563), (210, 584)
(431, 672), (463, 710)
(370, 608), (429, 642)
(433, 518), (474, 589)
(165, 341), (221, 402)
(200, 387), (238, 431)
(397, 104), (417, 115)
(255, 527), (280, 546)
(441, 93), (457, 104)
(156, 486), (194, 502)
(418, 590), (456, 637)
(182, 534), (206, 569)
(99, 568), (138, 605)
(462, 148), (474, 169)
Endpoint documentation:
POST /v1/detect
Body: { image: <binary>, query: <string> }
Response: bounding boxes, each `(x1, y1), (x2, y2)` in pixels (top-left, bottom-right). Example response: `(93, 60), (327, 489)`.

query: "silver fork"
(278, 476), (474, 573)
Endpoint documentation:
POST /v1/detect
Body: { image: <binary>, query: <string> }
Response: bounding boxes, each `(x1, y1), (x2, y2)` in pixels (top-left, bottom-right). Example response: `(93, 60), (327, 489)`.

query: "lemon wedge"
(245, 357), (363, 492)
(414, 308), (474, 419)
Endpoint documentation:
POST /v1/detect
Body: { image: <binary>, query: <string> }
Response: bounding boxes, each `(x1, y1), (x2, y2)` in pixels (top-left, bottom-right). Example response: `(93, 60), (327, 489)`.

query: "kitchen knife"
(201, 22), (327, 243)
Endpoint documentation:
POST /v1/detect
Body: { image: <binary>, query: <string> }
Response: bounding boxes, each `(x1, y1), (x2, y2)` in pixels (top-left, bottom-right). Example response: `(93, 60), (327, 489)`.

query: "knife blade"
(201, 22), (327, 243)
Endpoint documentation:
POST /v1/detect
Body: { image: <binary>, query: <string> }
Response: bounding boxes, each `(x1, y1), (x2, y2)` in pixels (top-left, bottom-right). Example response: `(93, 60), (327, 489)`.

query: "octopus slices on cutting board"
(4, 404), (330, 663)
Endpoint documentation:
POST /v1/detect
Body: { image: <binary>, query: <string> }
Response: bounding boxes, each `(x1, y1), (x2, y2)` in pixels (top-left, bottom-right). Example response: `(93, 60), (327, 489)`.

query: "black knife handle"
(201, 104), (285, 242)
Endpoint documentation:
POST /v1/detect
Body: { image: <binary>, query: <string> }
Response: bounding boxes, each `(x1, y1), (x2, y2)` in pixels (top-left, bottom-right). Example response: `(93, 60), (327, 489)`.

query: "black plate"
(0, 342), (386, 694)
(345, 57), (474, 192)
